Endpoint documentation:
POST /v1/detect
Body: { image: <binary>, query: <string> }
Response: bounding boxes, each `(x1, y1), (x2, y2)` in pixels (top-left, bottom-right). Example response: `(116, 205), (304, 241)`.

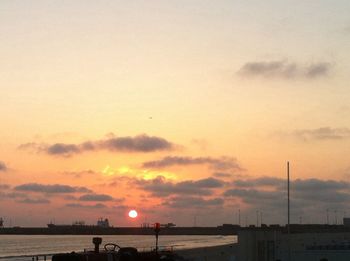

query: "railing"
(83, 244), (184, 253)
(31, 255), (50, 261)
(0, 254), (57, 261)
(0, 244), (185, 261)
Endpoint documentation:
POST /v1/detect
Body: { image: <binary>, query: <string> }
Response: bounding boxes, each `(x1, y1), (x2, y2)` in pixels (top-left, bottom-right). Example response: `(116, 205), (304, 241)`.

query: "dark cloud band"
(163, 196), (224, 208)
(238, 60), (331, 79)
(0, 161), (7, 172)
(14, 183), (92, 194)
(142, 156), (242, 171)
(19, 134), (174, 156)
(17, 198), (50, 204)
(133, 176), (225, 197)
(65, 203), (107, 209)
(79, 193), (114, 202)
(225, 177), (350, 223)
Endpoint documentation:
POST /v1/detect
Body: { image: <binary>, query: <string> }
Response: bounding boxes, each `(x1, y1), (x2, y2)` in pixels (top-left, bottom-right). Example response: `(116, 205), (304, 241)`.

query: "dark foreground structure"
(52, 237), (181, 261)
(238, 225), (350, 261)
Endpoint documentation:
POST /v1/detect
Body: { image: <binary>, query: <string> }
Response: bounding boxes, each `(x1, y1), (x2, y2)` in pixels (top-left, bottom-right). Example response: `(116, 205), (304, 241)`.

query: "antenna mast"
(287, 161), (291, 261)
(288, 161), (290, 230)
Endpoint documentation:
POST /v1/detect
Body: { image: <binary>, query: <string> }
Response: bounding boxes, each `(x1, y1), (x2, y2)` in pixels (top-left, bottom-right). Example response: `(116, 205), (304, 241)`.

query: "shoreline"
(174, 243), (237, 261)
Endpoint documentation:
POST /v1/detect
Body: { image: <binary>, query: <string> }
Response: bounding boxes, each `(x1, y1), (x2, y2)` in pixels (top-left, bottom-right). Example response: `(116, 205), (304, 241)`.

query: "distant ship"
(47, 218), (110, 228)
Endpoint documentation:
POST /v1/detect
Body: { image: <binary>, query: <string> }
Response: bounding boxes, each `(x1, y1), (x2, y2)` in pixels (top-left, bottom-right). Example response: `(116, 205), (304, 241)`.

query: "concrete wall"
(237, 230), (350, 261)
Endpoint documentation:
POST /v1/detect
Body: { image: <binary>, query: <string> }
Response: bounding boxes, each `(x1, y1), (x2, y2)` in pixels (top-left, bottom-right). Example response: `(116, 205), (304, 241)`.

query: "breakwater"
(0, 226), (239, 235)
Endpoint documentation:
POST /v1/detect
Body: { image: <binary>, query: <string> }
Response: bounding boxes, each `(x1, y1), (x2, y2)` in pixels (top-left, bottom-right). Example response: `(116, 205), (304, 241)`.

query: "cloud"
(238, 60), (331, 79)
(18, 142), (38, 150)
(3, 192), (27, 199)
(65, 203), (107, 209)
(162, 196), (224, 209)
(46, 143), (80, 155)
(62, 169), (98, 178)
(134, 176), (225, 197)
(293, 178), (350, 191)
(112, 205), (128, 211)
(292, 179), (350, 203)
(79, 193), (114, 201)
(14, 183), (92, 194)
(0, 184), (10, 190)
(0, 191), (27, 200)
(224, 176), (350, 223)
(233, 176), (285, 188)
(113, 197), (126, 203)
(19, 134), (175, 156)
(142, 156), (242, 171)
(0, 161), (7, 172)
(63, 195), (77, 200)
(292, 127), (350, 141)
(17, 198), (50, 204)
(305, 63), (330, 78)
(229, 177), (350, 200)
(100, 135), (173, 152)
(213, 172), (233, 178)
(224, 188), (284, 205)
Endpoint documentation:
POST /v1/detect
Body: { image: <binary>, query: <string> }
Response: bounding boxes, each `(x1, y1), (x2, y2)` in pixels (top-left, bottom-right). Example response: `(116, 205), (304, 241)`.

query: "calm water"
(0, 235), (237, 260)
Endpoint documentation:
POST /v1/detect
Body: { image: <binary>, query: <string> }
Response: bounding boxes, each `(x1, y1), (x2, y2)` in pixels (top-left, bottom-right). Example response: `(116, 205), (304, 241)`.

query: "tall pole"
(238, 209), (241, 226)
(287, 161), (291, 261)
(327, 209), (329, 225)
(287, 161), (290, 230)
(154, 223), (160, 254)
(335, 210), (338, 225)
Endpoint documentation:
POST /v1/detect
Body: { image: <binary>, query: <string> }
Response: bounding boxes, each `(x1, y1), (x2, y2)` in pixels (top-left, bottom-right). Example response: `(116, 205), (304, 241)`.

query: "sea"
(0, 235), (237, 261)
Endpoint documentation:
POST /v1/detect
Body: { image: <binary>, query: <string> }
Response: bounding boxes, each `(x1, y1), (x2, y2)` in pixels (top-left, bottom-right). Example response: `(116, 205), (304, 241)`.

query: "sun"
(128, 210), (138, 218)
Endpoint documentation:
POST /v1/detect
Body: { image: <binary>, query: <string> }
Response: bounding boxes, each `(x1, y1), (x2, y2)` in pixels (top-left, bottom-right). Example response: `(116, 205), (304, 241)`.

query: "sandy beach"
(174, 243), (237, 261)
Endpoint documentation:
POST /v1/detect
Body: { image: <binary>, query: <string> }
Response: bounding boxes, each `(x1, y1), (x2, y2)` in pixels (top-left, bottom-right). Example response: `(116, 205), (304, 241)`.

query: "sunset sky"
(1, 0), (350, 227)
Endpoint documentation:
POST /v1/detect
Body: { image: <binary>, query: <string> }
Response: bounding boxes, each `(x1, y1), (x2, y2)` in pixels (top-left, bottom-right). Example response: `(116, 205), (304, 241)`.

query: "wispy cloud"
(238, 60), (331, 79)
(79, 193), (114, 202)
(233, 176), (285, 188)
(274, 127), (350, 142)
(14, 183), (92, 194)
(62, 169), (98, 178)
(19, 134), (175, 156)
(0, 191), (27, 199)
(292, 127), (350, 141)
(142, 156), (242, 171)
(0, 184), (10, 190)
(213, 172), (233, 178)
(65, 203), (107, 209)
(162, 196), (224, 209)
(224, 188), (284, 205)
(0, 161), (7, 172)
(17, 198), (50, 204)
(134, 176), (225, 197)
